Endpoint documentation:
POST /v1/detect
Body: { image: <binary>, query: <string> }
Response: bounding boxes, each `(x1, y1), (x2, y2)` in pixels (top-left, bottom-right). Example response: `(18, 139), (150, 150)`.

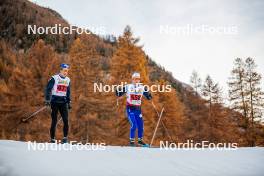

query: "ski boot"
(138, 138), (149, 147)
(129, 138), (136, 147)
(50, 138), (56, 143)
(61, 137), (68, 144)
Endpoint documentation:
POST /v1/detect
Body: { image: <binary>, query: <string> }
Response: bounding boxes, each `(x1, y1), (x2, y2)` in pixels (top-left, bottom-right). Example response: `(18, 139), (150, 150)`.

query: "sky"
(31, 0), (264, 98)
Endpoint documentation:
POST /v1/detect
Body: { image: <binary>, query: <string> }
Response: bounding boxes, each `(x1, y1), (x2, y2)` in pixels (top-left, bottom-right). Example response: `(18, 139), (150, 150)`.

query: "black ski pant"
(50, 102), (69, 139)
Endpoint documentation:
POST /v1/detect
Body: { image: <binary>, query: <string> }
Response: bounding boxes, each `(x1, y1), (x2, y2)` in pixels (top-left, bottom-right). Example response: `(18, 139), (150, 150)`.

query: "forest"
(0, 0), (263, 147)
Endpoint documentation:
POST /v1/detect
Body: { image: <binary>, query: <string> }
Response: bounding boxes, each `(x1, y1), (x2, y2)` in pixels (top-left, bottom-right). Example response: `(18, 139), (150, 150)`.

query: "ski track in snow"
(0, 140), (263, 176)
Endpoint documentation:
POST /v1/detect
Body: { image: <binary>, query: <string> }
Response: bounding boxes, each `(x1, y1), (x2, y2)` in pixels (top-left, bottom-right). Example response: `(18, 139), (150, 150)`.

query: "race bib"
(51, 74), (70, 96)
(130, 94), (141, 105)
(56, 84), (67, 92)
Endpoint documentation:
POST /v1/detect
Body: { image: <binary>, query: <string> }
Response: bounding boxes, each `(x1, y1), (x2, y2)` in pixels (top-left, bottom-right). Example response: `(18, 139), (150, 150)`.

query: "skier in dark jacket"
(116, 72), (152, 147)
(45, 63), (71, 143)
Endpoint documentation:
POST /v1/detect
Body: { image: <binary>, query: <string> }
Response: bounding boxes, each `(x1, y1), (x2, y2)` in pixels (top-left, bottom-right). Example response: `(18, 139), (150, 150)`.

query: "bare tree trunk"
(249, 79), (255, 147)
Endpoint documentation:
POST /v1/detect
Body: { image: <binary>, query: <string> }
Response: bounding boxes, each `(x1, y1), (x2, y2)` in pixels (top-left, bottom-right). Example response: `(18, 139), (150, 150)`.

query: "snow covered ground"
(0, 140), (263, 176)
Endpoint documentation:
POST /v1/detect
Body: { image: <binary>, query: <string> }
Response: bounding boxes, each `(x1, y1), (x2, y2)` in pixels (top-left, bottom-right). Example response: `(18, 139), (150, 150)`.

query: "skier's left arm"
(66, 82), (71, 109)
(143, 87), (152, 100)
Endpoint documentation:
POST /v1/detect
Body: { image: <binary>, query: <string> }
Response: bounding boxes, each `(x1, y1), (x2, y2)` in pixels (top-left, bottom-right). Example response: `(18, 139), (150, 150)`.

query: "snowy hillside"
(0, 140), (263, 176)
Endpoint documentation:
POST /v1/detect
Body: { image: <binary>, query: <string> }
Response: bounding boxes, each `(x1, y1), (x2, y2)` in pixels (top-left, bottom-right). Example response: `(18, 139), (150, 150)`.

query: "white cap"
(132, 72), (140, 79)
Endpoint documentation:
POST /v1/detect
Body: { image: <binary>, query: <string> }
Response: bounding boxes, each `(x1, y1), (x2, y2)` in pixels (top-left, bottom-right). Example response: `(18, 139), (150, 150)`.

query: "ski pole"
(11, 105), (48, 132)
(115, 97), (124, 135)
(150, 107), (164, 147)
(151, 101), (173, 142)
(21, 106), (47, 122)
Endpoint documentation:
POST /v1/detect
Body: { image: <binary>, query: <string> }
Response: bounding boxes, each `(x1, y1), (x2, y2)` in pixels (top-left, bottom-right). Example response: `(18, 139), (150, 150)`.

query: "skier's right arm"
(115, 86), (126, 97)
(45, 77), (55, 103)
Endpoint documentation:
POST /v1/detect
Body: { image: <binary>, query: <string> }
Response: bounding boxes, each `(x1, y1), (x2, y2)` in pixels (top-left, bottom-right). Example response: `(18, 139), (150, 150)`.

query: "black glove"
(45, 100), (51, 106)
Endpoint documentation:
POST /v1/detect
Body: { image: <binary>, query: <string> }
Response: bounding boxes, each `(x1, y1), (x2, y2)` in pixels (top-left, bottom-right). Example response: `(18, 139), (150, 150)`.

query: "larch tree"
(111, 25), (149, 84)
(190, 70), (202, 95)
(202, 75), (223, 142)
(228, 58), (264, 146)
(228, 58), (250, 131)
(202, 75), (222, 106)
(244, 57), (264, 146)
